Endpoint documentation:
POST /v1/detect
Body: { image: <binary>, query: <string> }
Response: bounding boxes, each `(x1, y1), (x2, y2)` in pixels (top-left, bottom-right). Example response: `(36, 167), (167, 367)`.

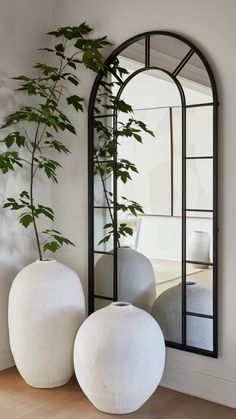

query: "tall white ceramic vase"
(95, 247), (156, 312)
(8, 259), (85, 388)
(187, 231), (211, 268)
(74, 302), (165, 414)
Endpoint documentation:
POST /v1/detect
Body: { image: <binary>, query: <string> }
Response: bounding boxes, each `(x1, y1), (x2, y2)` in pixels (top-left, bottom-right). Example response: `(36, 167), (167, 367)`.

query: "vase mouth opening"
(36, 258), (56, 263)
(111, 301), (132, 307)
(186, 281), (196, 286)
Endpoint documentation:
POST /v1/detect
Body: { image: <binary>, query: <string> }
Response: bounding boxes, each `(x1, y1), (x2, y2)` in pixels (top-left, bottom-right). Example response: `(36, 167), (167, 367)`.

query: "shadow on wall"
(0, 211), (35, 367)
(0, 233), (36, 369)
(0, 263), (17, 355)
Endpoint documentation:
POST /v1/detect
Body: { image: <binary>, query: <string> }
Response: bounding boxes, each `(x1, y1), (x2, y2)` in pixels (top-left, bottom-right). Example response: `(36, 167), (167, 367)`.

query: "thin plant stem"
(30, 144), (42, 260)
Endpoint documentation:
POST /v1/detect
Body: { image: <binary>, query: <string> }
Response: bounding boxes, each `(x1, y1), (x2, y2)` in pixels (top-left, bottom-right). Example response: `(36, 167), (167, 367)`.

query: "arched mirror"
(88, 32), (218, 357)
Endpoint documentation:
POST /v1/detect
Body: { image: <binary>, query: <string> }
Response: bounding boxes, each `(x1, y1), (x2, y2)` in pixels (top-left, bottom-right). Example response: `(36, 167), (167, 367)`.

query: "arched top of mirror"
(90, 31), (218, 116)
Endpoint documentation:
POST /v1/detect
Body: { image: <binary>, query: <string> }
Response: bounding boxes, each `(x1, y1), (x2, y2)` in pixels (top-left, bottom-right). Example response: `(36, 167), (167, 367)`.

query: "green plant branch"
(0, 23), (112, 258)
(27, 45), (67, 260)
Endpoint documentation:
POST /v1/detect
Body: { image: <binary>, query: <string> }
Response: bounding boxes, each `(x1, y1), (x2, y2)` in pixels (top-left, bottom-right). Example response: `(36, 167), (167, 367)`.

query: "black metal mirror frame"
(88, 31), (218, 358)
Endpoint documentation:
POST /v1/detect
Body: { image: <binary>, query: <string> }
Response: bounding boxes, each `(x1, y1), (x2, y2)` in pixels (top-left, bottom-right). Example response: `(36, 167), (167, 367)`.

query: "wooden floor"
(0, 368), (235, 419)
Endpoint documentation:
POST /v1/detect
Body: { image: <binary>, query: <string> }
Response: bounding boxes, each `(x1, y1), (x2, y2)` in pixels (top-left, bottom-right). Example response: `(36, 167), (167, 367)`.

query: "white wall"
(0, 0), (54, 370)
(1, 0), (236, 410)
(52, 0), (236, 408)
(137, 215), (213, 262)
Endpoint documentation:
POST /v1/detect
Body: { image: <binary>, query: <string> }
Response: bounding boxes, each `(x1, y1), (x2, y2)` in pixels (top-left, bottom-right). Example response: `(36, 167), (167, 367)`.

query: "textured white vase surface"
(74, 302), (165, 414)
(8, 259), (85, 388)
(95, 247), (156, 312)
(151, 282), (213, 350)
(187, 231), (211, 269)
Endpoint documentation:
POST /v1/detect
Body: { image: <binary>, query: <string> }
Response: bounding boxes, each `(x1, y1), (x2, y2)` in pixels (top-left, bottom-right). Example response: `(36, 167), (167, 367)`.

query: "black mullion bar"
(185, 156), (213, 160)
(94, 206), (114, 209)
(186, 259), (213, 266)
(94, 295), (115, 301)
(88, 99), (95, 315)
(173, 48), (195, 77)
(94, 250), (114, 255)
(93, 160), (114, 164)
(169, 108), (174, 216)
(145, 35), (150, 67)
(133, 102), (215, 111)
(213, 102), (218, 357)
(113, 109), (118, 302)
(94, 156), (115, 240)
(182, 102), (187, 346)
(93, 113), (115, 119)
(186, 311), (213, 319)
(165, 340), (217, 358)
(185, 102), (215, 109)
(185, 208), (213, 212)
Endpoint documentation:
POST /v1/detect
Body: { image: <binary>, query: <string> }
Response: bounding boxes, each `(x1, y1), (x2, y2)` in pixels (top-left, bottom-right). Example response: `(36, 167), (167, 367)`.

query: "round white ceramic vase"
(95, 247), (156, 312)
(8, 259), (85, 388)
(187, 231), (211, 268)
(74, 302), (165, 414)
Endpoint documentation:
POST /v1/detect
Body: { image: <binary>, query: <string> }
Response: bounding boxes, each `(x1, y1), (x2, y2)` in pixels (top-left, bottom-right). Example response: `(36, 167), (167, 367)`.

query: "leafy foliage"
(3, 192), (55, 228)
(98, 222), (134, 246)
(0, 151), (23, 173)
(2, 131), (25, 148)
(116, 197), (144, 216)
(0, 22), (156, 256)
(0, 23), (112, 259)
(42, 229), (75, 252)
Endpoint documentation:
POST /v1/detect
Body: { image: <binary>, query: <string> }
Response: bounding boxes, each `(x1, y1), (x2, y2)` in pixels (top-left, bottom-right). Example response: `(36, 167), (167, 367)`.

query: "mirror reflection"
(91, 33), (217, 356)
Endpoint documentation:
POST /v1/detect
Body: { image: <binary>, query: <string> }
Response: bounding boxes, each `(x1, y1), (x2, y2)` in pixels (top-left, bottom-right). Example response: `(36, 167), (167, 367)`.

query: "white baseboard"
(161, 362), (236, 409)
(0, 350), (14, 371)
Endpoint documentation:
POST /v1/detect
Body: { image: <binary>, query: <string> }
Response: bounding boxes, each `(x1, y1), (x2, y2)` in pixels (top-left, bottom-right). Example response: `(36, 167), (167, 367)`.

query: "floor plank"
(0, 368), (235, 419)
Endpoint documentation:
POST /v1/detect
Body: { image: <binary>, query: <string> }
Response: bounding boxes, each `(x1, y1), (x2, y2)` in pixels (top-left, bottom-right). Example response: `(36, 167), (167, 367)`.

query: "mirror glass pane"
(94, 208), (113, 252)
(186, 212), (213, 262)
(186, 106), (213, 157)
(186, 159), (213, 211)
(149, 35), (190, 73)
(94, 252), (114, 305)
(177, 53), (213, 105)
(186, 315), (213, 351)
(186, 275), (213, 315)
(93, 169), (113, 208)
(116, 40), (146, 83)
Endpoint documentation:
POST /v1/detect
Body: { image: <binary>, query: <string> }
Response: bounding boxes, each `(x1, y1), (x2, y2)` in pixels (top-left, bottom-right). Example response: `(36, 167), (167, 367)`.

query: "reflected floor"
(150, 258), (212, 297)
